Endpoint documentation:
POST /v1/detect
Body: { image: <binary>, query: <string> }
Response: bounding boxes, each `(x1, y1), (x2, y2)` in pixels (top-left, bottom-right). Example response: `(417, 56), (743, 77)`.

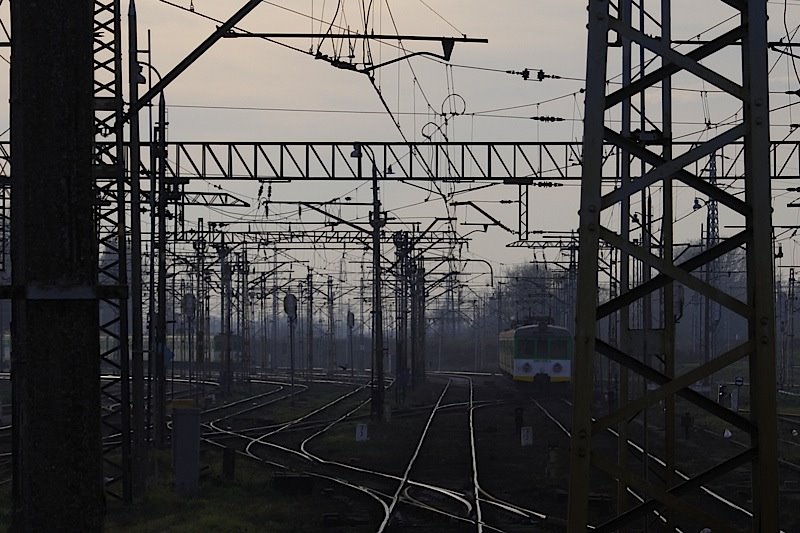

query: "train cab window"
(536, 337), (548, 357)
(518, 339), (535, 356)
(551, 338), (568, 358)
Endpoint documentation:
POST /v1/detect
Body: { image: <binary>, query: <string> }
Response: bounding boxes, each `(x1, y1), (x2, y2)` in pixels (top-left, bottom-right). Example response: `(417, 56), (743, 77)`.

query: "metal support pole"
(154, 92), (168, 448)
(348, 309), (355, 379)
(272, 279), (278, 371)
(744, 4), (780, 528)
(418, 265), (426, 383)
(187, 288), (194, 392)
(703, 156), (719, 387)
(328, 275), (334, 372)
(497, 283), (503, 333)
(409, 262), (417, 385)
(241, 250), (250, 384)
(360, 267), (366, 370)
(127, 0), (146, 498)
(261, 278), (267, 376)
(234, 252), (241, 384)
(306, 268), (313, 378)
(410, 260), (424, 387)
(473, 300), (479, 371)
(660, 2), (677, 529)
(0, 301), (4, 372)
(518, 184), (529, 240)
(371, 164), (385, 418)
(289, 316), (295, 402)
(219, 233), (232, 397)
(789, 269), (796, 387)
(194, 218), (206, 401)
(394, 232), (409, 401)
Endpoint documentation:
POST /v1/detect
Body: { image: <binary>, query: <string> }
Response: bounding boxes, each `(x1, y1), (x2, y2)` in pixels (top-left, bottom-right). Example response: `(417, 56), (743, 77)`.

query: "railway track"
(201, 373), (545, 532)
(531, 397), (794, 531)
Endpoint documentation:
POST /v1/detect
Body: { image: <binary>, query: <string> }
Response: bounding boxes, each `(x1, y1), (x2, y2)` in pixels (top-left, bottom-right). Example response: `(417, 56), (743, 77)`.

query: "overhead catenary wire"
(159, 0), (314, 58)
(165, 1), (781, 149)
(163, 1), (800, 131)
(149, 1), (800, 281)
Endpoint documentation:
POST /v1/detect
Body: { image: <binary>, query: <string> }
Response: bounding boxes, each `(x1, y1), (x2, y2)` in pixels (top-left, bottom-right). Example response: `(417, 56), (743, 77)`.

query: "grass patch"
(106, 447), (371, 532)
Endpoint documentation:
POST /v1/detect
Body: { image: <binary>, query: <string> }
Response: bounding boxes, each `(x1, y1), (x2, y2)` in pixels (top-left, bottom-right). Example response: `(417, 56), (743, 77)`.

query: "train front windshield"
(518, 334), (570, 359)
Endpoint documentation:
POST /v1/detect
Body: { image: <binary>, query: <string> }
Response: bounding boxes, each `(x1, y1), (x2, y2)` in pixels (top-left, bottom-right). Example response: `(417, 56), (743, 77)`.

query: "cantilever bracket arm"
(295, 202), (395, 262)
(126, 0), (264, 119)
(299, 202), (370, 235)
(221, 31), (487, 73)
(410, 217), (456, 249)
(452, 200), (516, 235)
(360, 49), (449, 74)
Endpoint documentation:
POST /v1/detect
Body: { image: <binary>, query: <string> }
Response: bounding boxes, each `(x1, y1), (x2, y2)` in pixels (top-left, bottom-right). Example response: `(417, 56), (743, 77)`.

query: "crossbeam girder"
(177, 229), (465, 247)
(122, 140), (800, 182)
(1, 139), (800, 183)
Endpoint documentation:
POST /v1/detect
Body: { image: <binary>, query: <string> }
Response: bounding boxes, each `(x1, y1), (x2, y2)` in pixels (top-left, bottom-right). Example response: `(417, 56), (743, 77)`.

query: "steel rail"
(195, 375), (522, 531)
(375, 380), (451, 531)
(538, 397), (789, 532)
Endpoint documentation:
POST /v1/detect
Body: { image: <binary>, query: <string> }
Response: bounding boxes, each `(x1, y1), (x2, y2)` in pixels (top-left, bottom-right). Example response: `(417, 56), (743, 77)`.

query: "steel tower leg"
(568, 1), (778, 530)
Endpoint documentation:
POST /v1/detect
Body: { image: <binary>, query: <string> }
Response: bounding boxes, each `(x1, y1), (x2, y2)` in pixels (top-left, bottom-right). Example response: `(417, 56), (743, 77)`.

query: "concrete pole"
(11, 0), (103, 527)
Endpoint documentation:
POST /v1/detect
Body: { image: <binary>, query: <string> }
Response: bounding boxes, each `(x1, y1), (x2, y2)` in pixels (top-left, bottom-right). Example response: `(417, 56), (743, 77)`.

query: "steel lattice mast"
(568, 0), (778, 531)
(93, 0), (132, 502)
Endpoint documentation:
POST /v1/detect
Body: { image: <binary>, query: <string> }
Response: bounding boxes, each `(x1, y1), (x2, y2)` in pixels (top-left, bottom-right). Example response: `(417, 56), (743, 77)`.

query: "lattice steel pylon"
(94, 0), (132, 501)
(569, 1), (778, 531)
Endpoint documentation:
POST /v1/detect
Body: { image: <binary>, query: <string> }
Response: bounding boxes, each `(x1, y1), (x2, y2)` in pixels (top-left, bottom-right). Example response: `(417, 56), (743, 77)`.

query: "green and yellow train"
(499, 323), (573, 384)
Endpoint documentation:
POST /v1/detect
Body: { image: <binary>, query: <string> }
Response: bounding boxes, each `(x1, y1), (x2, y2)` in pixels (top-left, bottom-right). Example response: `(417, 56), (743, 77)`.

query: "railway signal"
(347, 310), (355, 379)
(284, 292), (297, 401)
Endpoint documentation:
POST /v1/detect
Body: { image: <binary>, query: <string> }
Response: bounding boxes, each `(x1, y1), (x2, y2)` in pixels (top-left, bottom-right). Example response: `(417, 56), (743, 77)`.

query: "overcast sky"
(7, 1), (800, 284)
(123, 1), (597, 277)
(129, 1), (800, 278)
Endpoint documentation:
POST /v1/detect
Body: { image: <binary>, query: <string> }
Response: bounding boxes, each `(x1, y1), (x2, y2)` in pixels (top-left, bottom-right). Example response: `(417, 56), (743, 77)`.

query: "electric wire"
(416, 0), (463, 36)
(159, 0), (314, 58)
(141, 2), (800, 280)
(785, 0), (800, 87)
